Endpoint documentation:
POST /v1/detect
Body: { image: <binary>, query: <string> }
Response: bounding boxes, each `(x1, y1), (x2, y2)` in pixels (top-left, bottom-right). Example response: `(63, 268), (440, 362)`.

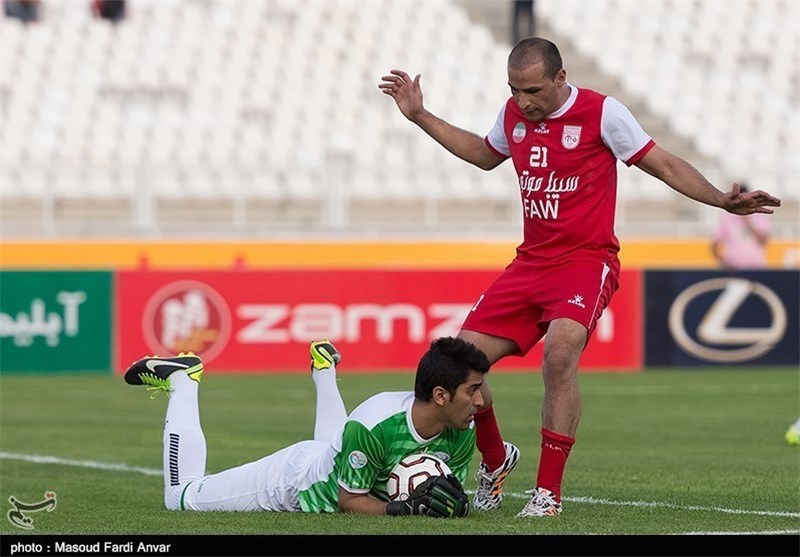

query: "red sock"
(473, 404), (506, 471)
(536, 428), (575, 502)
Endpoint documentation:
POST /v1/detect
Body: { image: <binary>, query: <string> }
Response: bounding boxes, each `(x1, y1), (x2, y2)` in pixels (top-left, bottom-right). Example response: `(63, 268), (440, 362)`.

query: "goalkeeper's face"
(442, 370), (486, 430)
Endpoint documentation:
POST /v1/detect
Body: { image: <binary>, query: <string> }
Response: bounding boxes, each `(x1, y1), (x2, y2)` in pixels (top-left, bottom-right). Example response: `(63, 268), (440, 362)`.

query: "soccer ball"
(386, 453), (452, 501)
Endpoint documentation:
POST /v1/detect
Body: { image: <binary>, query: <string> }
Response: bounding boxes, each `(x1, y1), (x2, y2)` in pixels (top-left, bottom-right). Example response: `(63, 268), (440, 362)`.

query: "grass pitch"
(1, 367), (798, 547)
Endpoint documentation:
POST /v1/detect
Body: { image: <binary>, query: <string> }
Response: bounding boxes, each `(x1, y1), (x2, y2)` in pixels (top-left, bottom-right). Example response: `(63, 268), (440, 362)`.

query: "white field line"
(0, 451), (162, 476)
(3, 451), (799, 520)
(677, 529), (800, 535)
(581, 384), (790, 396)
(471, 492), (800, 519)
(559, 495), (800, 519)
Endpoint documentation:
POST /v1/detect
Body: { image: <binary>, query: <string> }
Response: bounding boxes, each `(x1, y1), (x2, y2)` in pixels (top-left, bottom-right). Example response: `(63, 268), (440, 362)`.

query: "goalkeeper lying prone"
(124, 338), (490, 517)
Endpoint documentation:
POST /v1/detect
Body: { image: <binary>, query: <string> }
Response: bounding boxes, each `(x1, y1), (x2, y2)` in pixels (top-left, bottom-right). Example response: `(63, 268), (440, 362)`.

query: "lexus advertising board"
(645, 271), (799, 366)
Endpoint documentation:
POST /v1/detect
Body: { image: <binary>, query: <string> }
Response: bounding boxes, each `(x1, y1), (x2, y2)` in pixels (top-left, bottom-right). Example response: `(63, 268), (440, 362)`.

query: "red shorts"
(461, 256), (620, 355)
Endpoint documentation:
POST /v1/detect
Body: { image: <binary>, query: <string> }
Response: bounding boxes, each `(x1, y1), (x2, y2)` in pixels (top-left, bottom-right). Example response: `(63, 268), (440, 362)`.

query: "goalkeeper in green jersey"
(124, 337), (490, 517)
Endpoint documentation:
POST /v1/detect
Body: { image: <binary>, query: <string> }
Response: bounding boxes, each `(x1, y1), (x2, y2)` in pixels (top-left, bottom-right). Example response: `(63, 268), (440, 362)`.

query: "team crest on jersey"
(512, 122), (527, 143)
(561, 125), (582, 149)
(348, 451), (368, 469)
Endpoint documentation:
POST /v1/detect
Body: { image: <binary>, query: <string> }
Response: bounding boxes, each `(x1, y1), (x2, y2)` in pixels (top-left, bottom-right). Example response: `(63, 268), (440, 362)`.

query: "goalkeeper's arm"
(385, 474), (469, 518)
(338, 488), (394, 515)
(337, 475), (469, 517)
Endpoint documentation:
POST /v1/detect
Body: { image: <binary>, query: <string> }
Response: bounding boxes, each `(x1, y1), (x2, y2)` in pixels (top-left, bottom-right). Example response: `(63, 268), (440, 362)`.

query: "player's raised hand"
(378, 70), (425, 122)
(724, 182), (782, 215)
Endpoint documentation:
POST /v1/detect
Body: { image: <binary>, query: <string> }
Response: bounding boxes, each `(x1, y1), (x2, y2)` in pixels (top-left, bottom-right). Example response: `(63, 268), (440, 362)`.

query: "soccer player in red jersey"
(379, 37), (782, 517)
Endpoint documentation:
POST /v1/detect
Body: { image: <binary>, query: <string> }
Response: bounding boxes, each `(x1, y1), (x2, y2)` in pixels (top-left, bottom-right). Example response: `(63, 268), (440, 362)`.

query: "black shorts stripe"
(169, 433), (180, 486)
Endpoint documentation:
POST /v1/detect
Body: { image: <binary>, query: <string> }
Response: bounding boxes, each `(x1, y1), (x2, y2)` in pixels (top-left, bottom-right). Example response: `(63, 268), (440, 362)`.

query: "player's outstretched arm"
(635, 145), (782, 214)
(378, 69), (504, 171)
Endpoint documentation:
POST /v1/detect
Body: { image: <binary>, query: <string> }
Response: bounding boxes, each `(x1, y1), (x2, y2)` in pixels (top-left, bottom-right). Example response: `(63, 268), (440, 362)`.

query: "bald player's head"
(508, 37), (563, 79)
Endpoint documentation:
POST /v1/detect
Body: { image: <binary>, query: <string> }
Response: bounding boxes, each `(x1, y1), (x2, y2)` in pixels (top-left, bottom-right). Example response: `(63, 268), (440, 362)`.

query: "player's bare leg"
(518, 317), (585, 517)
(457, 329), (519, 406)
(458, 330), (521, 511)
(540, 318), (586, 436)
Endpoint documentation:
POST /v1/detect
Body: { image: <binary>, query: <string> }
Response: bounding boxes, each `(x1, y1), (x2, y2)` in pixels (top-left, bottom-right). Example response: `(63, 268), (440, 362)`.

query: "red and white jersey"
(485, 85), (655, 264)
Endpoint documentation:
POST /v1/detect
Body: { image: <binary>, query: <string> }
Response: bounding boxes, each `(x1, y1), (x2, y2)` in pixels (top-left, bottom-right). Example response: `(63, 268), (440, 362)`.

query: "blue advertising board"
(645, 271), (799, 366)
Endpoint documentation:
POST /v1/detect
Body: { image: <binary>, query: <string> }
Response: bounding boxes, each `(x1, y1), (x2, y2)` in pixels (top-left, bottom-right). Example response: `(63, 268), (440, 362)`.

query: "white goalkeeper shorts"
(165, 440), (333, 512)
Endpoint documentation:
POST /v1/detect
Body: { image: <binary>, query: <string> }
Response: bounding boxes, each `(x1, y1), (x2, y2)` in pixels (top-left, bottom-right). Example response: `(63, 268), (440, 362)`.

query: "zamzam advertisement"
(116, 270), (642, 373)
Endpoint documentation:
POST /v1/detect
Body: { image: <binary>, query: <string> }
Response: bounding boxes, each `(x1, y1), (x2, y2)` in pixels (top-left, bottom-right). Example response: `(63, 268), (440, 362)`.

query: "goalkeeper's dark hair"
(415, 337), (490, 402)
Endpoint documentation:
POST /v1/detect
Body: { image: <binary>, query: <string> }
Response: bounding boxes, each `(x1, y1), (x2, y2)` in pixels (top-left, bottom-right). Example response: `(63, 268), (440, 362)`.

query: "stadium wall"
(1, 241), (798, 375)
(0, 239), (799, 269)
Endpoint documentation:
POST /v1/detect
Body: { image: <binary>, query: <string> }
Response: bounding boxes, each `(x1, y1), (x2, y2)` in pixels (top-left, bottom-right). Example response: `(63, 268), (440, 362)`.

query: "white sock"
(163, 372), (207, 489)
(312, 363), (348, 442)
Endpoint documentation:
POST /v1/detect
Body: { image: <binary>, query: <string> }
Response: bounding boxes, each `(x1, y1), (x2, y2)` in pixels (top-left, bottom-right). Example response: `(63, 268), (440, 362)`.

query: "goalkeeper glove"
(386, 474), (469, 518)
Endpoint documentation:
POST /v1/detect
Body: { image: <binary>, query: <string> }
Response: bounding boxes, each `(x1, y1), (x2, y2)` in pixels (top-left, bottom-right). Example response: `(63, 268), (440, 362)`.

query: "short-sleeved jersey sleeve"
(336, 420), (385, 494)
(485, 104), (511, 158)
(600, 96), (654, 165)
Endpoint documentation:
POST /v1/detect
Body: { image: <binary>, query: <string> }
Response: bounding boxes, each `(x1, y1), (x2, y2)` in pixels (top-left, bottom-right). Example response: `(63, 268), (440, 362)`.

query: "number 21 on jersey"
(529, 146), (548, 168)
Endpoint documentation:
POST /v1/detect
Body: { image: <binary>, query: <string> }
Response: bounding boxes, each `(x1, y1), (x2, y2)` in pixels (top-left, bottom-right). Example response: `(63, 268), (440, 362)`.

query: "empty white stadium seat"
(0, 0), (796, 237)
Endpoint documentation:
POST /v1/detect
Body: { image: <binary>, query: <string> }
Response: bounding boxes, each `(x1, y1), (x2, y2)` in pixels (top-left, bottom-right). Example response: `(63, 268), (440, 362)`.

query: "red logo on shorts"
(143, 281), (232, 362)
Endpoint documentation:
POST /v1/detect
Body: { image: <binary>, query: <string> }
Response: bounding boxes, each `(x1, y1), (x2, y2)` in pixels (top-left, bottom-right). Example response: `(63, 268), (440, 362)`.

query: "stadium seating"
(539, 0), (798, 197)
(0, 0), (797, 237)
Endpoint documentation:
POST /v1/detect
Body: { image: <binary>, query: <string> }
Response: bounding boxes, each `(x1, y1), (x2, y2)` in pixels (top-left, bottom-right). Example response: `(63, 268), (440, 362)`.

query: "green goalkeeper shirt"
(297, 391), (476, 513)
